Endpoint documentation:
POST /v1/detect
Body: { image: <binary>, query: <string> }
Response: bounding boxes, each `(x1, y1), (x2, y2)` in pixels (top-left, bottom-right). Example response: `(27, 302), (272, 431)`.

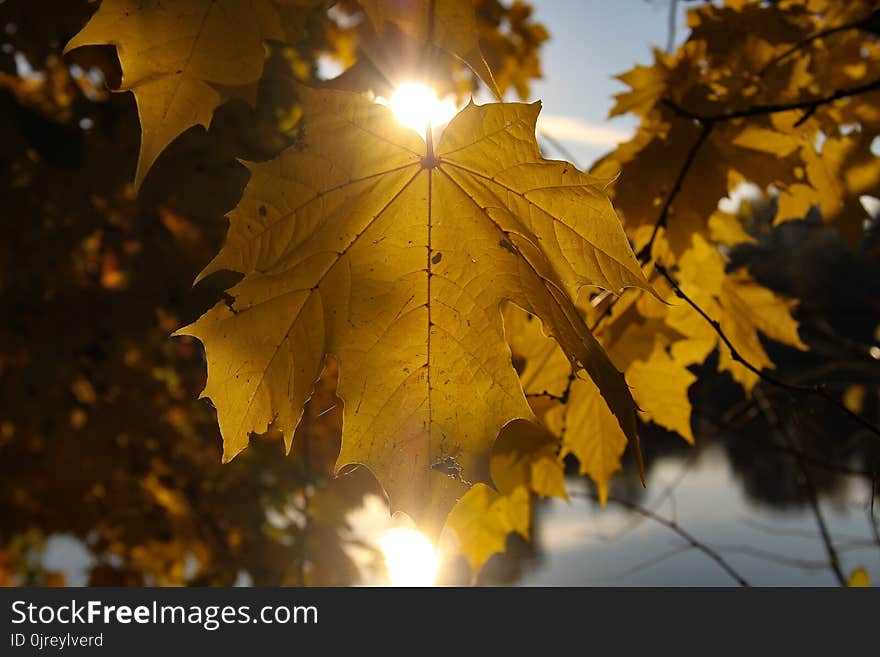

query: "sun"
(380, 527), (439, 586)
(379, 82), (458, 136)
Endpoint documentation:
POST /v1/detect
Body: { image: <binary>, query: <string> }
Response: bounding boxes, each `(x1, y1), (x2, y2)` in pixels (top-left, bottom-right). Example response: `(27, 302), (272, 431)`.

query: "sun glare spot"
(380, 527), (438, 586)
(378, 82), (458, 137)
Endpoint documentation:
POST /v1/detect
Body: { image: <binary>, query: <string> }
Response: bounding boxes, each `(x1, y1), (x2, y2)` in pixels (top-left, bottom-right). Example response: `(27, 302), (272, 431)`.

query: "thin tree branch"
(719, 545), (837, 572)
(592, 453), (700, 543)
(739, 516), (874, 544)
(758, 11), (879, 76)
(654, 262), (880, 441)
(752, 387), (847, 586)
(573, 490), (750, 586)
(636, 122), (714, 263)
(593, 544), (692, 583)
(661, 77), (880, 123)
(870, 471), (880, 549)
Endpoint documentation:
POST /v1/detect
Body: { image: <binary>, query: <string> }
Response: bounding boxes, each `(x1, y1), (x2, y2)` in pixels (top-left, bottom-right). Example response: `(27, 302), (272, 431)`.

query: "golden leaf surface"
(178, 86), (651, 535)
(507, 302), (694, 502)
(490, 419), (567, 500)
(446, 419), (565, 575)
(446, 483), (530, 572)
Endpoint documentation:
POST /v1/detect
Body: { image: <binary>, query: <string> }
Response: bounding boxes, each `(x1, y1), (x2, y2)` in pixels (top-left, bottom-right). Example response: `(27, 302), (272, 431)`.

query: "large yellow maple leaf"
(178, 86), (652, 535)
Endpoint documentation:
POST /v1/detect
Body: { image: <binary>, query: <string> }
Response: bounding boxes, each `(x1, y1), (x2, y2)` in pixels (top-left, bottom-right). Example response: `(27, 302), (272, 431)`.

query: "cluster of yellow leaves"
(67, 0), (653, 565)
(597, 0), (880, 247)
(451, 0), (880, 571)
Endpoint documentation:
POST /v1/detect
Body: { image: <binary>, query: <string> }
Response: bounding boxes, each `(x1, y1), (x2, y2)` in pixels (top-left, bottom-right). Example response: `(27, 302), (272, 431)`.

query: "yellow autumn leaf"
(547, 376), (628, 505)
(847, 567), (870, 587)
(708, 210), (756, 247)
(507, 295), (695, 499)
(65, 0), (298, 188)
(359, 0), (500, 97)
(178, 86), (651, 537)
(627, 346), (696, 444)
(448, 419), (565, 576)
(732, 125), (801, 157)
(843, 385), (866, 414)
(609, 49), (672, 119)
(446, 483), (530, 573)
(490, 419), (567, 500)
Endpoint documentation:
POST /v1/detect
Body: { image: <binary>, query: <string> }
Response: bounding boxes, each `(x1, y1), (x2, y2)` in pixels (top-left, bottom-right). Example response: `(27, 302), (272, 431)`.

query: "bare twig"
(593, 544), (691, 583)
(719, 545), (835, 572)
(752, 388), (847, 585)
(592, 452), (700, 543)
(758, 12), (879, 76)
(573, 490), (750, 586)
(739, 516), (873, 544)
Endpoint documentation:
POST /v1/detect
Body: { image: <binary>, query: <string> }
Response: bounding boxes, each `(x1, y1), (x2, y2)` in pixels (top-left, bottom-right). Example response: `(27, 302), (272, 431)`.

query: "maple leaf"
(489, 419), (567, 501)
(547, 377), (627, 504)
(446, 482), (530, 573)
(625, 346), (696, 444)
(178, 86), (652, 536)
(65, 0), (299, 188)
(447, 419), (566, 574)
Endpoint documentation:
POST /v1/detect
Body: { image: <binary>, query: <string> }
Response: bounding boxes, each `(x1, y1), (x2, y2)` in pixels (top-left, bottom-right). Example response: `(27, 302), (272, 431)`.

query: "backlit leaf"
(446, 483), (530, 573)
(178, 86), (650, 536)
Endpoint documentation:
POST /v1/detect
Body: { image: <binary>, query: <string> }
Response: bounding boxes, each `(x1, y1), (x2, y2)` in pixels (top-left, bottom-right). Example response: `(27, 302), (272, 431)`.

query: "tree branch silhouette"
(752, 387), (847, 586)
(572, 490), (750, 587)
(660, 77), (880, 123)
(758, 10), (879, 76)
(635, 121), (714, 263)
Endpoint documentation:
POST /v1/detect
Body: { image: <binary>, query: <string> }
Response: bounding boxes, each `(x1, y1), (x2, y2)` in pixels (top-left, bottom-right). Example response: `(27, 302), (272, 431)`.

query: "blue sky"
(524, 0), (688, 166)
